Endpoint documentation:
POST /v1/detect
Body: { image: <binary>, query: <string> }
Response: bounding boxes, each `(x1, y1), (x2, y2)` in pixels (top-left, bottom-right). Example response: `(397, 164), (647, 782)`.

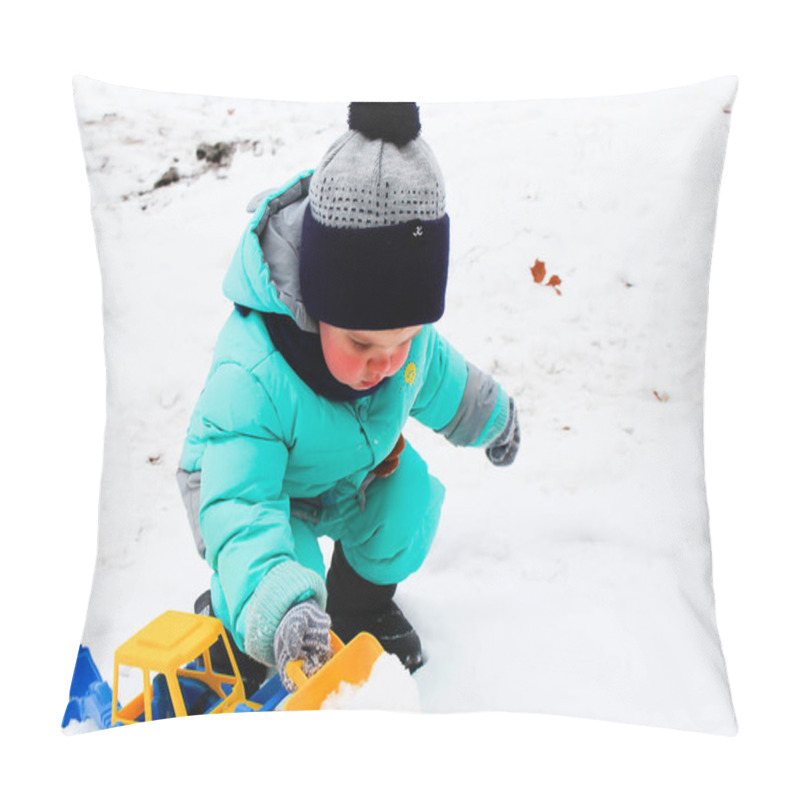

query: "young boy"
(177, 102), (520, 692)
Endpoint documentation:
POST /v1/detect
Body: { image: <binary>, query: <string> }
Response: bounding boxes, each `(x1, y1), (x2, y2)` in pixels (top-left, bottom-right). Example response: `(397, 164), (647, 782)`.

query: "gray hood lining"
(249, 176), (319, 334)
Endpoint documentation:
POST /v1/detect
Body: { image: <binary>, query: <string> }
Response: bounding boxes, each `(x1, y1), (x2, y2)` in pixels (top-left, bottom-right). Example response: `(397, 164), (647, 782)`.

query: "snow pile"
(63, 718), (100, 735)
(320, 653), (421, 712)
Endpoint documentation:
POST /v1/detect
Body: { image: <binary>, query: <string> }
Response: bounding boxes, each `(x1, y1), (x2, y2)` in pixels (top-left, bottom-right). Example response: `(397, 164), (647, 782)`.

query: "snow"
(320, 653), (422, 712)
(63, 718), (100, 735)
(70, 76), (736, 734)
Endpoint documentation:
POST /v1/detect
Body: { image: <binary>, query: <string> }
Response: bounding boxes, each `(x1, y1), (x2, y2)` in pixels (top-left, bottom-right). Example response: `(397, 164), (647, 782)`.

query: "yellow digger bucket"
(282, 631), (384, 711)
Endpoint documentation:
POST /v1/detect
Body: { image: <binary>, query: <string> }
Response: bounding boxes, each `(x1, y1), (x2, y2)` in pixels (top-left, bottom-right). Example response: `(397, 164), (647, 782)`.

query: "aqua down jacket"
(179, 171), (511, 664)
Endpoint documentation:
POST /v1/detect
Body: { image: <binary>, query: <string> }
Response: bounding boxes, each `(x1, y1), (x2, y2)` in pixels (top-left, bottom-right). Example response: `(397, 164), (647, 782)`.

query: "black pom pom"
(348, 102), (421, 146)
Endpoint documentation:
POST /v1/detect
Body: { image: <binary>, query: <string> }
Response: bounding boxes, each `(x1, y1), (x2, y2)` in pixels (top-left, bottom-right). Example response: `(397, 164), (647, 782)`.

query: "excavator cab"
(111, 610), (254, 724)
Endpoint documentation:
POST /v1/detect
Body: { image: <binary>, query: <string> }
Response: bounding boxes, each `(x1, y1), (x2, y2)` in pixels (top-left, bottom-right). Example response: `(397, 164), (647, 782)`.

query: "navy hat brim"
(299, 207), (450, 330)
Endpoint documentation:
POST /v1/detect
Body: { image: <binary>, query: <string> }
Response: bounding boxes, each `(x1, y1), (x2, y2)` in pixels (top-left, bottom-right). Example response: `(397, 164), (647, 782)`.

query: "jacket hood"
(222, 171), (319, 333)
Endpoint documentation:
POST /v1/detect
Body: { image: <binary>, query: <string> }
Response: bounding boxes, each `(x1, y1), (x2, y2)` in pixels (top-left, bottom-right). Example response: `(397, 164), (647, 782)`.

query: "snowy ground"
(70, 77), (737, 733)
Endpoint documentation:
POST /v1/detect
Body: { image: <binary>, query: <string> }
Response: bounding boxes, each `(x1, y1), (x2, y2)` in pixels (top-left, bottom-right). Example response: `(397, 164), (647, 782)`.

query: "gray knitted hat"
(309, 103), (446, 228)
(300, 102), (451, 330)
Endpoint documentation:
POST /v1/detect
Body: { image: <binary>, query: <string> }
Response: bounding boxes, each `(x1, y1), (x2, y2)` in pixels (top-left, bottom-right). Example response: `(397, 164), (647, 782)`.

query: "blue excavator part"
(61, 645), (116, 730)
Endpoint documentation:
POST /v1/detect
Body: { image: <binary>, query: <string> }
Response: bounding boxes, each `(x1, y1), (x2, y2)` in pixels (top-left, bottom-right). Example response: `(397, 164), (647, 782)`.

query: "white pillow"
(65, 75), (737, 734)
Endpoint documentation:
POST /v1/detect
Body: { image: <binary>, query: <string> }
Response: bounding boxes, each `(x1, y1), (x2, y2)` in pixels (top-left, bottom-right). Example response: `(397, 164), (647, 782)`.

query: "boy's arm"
(411, 326), (512, 449)
(197, 364), (327, 666)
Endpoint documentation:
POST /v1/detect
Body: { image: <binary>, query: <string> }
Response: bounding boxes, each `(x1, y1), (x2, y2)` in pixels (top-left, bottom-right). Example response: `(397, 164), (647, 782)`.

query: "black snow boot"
(325, 542), (424, 673)
(193, 590), (268, 698)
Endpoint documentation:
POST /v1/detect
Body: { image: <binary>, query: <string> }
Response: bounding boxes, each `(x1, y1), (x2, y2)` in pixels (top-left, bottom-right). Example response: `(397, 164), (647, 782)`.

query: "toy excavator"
(62, 610), (384, 730)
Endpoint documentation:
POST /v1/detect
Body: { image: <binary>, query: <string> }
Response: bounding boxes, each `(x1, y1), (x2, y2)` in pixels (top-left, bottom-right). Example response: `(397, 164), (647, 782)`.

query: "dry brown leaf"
(653, 391), (669, 403)
(530, 259), (546, 283)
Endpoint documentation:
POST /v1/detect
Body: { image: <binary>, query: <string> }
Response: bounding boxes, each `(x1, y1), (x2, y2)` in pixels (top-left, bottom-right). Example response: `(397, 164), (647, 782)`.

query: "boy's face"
(319, 322), (423, 391)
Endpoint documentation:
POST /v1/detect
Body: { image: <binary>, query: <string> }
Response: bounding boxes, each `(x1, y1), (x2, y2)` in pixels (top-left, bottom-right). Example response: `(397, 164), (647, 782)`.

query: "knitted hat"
(299, 102), (450, 331)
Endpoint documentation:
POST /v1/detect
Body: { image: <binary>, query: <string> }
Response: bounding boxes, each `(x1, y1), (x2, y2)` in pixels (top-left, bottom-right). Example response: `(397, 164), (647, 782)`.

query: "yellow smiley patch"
(404, 362), (417, 385)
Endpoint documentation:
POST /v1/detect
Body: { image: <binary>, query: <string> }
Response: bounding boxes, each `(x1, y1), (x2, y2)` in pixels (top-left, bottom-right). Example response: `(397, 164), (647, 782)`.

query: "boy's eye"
(352, 341), (370, 351)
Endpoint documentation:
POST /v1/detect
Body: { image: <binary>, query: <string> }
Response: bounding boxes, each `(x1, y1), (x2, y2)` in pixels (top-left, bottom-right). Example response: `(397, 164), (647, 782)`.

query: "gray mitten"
(273, 600), (333, 691)
(485, 397), (521, 467)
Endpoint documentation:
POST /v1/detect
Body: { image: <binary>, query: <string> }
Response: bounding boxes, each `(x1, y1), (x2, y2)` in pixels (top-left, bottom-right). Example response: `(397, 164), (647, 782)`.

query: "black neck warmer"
(238, 306), (386, 402)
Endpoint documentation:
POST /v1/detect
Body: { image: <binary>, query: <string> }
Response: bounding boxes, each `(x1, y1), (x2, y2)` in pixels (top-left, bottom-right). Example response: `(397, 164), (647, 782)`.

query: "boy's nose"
(371, 352), (391, 374)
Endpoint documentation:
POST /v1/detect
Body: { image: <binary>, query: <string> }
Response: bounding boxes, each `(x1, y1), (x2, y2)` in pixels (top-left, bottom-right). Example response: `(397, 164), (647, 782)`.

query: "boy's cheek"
(391, 345), (412, 372)
(332, 352), (367, 382)
(388, 356), (405, 375)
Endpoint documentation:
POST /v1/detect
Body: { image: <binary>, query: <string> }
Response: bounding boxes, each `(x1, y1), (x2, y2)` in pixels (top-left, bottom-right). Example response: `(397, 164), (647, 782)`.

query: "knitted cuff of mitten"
(244, 561), (328, 666)
(490, 397), (516, 448)
(473, 388), (511, 448)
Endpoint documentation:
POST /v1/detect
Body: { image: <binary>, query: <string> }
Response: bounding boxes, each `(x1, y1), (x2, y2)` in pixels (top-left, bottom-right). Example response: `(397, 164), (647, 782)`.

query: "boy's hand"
(273, 601), (333, 691)
(485, 397), (521, 467)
